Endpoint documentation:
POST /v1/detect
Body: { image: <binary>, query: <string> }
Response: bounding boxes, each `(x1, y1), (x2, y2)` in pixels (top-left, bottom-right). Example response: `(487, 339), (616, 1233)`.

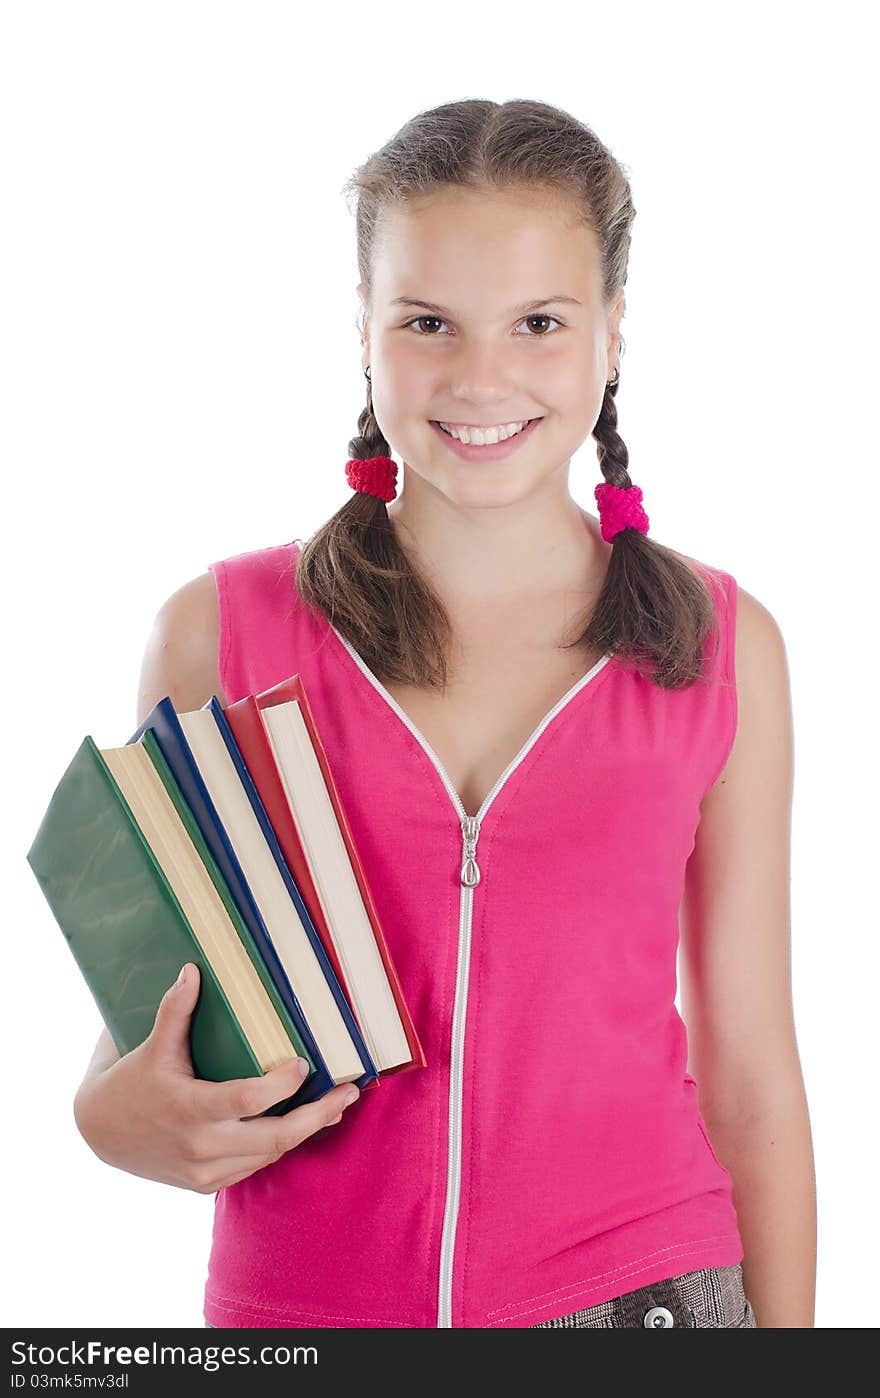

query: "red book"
(224, 674), (426, 1078)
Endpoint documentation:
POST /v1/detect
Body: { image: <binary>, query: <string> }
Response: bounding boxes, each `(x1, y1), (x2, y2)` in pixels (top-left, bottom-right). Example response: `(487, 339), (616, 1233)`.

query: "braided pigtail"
(565, 366), (719, 688)
(296, 370), (452, 687)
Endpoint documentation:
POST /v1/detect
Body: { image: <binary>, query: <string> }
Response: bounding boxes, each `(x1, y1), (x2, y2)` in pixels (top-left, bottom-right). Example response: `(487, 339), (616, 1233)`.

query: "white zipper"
(327, 624), (613, 1327)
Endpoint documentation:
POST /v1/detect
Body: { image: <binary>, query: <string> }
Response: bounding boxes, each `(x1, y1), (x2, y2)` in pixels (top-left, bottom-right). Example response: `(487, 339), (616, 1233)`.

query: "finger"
(148, 963), (202, 1071)
(198, 1056), (313, 1124)
(212, 1111), (354, 1186)
(207, 1081), (361, 1160)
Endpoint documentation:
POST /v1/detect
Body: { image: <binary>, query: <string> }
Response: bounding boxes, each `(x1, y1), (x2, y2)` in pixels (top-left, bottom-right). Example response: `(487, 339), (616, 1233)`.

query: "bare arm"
(82, 1027), (121, 1079)
(679, 586), (816, 1328)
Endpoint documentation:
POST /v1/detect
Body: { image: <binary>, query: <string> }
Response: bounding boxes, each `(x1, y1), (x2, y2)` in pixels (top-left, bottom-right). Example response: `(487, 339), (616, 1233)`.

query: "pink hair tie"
(345, 455), (398, 503)
(594, 482), (650, 543)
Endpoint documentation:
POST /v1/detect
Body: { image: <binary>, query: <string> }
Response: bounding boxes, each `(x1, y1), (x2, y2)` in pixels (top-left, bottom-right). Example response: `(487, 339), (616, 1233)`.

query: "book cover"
(25, 736), (304, 1117)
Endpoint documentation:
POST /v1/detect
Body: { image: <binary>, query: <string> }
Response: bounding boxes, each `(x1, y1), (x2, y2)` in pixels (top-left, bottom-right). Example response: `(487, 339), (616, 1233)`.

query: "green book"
(26, 734), (310, 1117)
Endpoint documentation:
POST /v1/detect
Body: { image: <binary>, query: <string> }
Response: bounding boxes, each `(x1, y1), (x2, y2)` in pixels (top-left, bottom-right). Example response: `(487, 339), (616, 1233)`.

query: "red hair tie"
(595, 482), (650, 543)
(345, 455), (398, 503)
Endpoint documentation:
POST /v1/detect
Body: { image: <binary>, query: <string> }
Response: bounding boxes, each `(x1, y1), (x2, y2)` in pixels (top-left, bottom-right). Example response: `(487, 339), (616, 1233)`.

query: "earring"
(607, 366), (620, 388)
(364, 366), (371, 382)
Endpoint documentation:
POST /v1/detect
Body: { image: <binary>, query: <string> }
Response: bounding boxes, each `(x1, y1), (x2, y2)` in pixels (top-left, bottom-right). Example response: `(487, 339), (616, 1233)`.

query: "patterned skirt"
(530, 1262), (756, 1328)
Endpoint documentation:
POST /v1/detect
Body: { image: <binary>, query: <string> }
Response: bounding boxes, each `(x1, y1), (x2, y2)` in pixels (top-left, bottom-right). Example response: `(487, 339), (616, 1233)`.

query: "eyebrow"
(389, 295), (582, 317)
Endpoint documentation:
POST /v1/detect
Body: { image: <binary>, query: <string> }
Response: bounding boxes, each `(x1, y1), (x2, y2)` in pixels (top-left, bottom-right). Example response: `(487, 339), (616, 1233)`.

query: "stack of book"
(26, 673), (425, 1119)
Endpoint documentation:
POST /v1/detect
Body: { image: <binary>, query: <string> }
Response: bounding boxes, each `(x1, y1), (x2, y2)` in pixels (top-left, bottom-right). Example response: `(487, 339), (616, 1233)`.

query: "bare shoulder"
(136, 570), (228, 726)
(733, 581), (788, 651)
(732, 584), (792, 749)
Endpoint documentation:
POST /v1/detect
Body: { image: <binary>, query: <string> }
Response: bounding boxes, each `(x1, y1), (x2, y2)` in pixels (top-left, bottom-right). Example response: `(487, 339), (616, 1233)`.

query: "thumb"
(148, 962), (200, 1070)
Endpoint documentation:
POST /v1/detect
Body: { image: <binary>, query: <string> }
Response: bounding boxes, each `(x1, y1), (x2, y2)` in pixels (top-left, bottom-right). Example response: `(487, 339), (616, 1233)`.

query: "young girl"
(72, 98), (816, 1329)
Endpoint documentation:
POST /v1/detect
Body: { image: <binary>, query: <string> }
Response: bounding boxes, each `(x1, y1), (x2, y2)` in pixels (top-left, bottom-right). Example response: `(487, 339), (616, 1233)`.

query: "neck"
(385, 466), (609, 606)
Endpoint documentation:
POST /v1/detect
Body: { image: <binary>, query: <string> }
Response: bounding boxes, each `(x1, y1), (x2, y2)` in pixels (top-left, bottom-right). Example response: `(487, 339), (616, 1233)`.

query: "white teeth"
(437, 420), (531, 445)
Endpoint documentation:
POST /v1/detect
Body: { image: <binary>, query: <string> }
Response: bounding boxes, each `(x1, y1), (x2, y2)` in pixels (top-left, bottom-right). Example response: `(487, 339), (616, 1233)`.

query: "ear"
(356, 283), (371, 368)
(607, 289), (626, 373)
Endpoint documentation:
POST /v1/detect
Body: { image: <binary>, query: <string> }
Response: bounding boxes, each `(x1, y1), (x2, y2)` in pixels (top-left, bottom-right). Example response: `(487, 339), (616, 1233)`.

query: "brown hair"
(296, 98), (721, 691)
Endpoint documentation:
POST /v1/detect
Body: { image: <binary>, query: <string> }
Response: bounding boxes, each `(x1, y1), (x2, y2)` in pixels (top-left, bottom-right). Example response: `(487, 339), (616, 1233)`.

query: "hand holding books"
(73, 962), (363, 1193)
(27, 670), (425, 1163)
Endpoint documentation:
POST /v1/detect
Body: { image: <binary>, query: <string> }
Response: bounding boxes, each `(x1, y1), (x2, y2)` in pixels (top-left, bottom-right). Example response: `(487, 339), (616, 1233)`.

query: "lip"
(429, 416), (543, 461)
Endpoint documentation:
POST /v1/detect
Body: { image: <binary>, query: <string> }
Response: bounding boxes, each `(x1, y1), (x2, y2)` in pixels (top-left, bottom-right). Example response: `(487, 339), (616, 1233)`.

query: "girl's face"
(359, 185), (624, 511)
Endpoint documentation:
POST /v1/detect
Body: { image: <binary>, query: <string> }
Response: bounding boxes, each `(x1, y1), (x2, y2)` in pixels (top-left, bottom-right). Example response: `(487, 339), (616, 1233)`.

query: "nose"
(446, 340), (518, 409)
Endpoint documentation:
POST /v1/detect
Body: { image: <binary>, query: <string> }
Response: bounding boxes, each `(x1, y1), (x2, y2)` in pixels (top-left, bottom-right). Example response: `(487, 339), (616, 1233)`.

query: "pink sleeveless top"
(203, 537), (743, 1329)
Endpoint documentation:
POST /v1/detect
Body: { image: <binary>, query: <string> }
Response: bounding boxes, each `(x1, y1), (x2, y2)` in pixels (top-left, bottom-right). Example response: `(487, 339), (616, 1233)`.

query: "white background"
(3, 0), (876, 1330)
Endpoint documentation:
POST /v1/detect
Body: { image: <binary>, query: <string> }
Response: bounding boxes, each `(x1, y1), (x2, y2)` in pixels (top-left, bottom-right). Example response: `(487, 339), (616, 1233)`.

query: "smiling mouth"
(432, 417), (542, 440)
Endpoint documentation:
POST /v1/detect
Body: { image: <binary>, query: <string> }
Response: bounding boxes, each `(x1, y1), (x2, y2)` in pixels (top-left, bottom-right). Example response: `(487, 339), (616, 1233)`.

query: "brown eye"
(520, 314), (561, 336)
(407, 316), (448, 335)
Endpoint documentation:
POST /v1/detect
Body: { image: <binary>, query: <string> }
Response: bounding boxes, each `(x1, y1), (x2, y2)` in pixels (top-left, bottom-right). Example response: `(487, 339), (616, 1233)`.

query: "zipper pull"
(460, 815), (481, 887)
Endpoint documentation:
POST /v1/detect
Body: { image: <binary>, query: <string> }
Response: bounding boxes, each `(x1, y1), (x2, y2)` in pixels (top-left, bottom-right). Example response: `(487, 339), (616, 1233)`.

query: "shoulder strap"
(208, 539), (303, 704)
(699, 564), (738, 797)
